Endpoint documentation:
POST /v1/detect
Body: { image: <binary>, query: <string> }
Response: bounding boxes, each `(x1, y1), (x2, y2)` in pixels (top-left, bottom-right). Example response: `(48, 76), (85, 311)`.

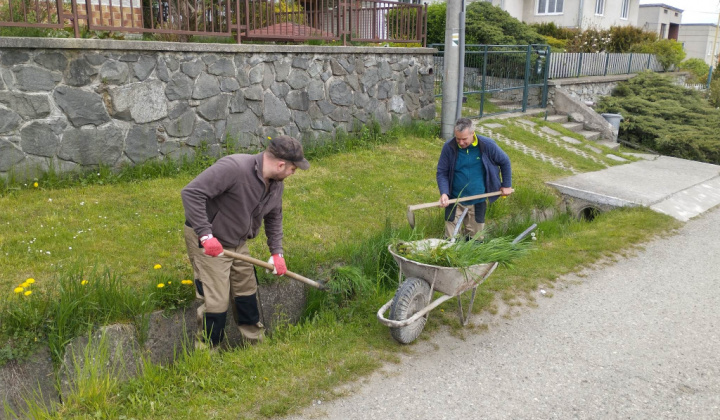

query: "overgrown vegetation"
(426, 2), (545, 45)
(1, 116), (680, 419)
(393, 235), (534, 268)
(596, 72), (720, 164)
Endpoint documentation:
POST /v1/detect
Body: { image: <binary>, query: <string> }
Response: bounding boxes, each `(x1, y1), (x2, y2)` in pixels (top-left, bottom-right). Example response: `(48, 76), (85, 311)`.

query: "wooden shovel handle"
(221, 250), (325, 290)
(408, 191), (503, 211)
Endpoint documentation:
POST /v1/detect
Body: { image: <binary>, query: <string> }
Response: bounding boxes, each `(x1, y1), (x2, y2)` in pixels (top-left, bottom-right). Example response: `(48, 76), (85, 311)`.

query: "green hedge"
(596, 72), (720, 164)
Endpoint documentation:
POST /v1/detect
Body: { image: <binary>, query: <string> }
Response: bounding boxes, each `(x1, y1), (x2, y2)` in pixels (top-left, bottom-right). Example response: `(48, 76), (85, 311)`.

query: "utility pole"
(441, 0), (463, 140)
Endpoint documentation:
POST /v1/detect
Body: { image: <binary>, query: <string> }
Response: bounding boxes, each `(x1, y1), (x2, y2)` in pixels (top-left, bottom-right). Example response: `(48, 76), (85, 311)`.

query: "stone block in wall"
(58, 125), (124, 166)
(0, 346), (58, 419)
(263, 92), (291, 127)
(54, 86), (110, 127)
(12, 66), (62, 92)
(192, 72), (220, 100)
(65, 57), (97, 87)
(0, 107), (21, 134)
(20, 121), (64, 158)
(59, 324), (141, 401)
(125, 125), (161, 164)
(0, 91), (51, 119)
(110, 80), (167, 123)
(0, 139), (26, 172)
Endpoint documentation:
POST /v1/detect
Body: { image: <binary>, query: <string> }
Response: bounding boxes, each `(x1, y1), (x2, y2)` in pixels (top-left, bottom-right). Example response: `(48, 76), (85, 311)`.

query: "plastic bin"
(601, 113), (624, 141)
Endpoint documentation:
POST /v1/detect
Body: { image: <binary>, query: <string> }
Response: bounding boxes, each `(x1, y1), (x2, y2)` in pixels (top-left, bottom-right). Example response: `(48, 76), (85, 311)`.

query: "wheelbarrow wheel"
(389, 277), (431, 344)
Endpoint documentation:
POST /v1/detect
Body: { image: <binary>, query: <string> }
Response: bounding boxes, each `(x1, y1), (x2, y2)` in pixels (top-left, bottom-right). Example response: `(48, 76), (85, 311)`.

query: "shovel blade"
(406, 207), (415, 229)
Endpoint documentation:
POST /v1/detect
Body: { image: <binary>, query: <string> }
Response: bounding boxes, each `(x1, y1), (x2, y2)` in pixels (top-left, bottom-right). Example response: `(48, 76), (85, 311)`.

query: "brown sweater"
(181, 152), (284, 254)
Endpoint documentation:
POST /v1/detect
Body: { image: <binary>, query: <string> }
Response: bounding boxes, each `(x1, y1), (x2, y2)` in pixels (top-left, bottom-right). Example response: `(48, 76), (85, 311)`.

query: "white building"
(637, 3), (682, 40)
(678, 23), (720, 66)
(479, 0), (640, 29)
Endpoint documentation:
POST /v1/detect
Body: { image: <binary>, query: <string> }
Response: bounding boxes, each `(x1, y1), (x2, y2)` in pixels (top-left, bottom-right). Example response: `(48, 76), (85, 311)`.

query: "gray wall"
(0, 38), (436, 180)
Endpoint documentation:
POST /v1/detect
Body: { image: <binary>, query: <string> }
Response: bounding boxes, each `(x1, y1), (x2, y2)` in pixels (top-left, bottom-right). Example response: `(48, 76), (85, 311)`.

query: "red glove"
(271, 254), (287, 276)
(201, 237), (223, 257)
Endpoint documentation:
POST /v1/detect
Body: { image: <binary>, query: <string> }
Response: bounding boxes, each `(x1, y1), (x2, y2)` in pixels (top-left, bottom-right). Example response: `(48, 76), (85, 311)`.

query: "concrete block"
(0, 346), (58, 418)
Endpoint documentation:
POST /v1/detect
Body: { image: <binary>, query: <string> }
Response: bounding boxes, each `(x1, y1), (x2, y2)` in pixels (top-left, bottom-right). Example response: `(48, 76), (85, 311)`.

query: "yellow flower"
(24, 291), (32, 296)
(33, 182), (38, 188)
(14, 287), (23, 294)
(81, 280), (88, 286)
(267, 136), (272, 140)
(157, 283), (165, 288)
(168, 281), (172, 285)
(154, 264), (162, 270)
(26, 278), (35, 284)
(21, 282), (29, 288)
(181, 280), (193, 285)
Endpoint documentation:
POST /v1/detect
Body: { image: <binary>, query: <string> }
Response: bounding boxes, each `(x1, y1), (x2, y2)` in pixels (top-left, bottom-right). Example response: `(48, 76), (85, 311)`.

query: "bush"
(680, 58), (710, 84)
(542, 35), (568, 52)
(531, 22), (578, 40)
(425, 2), (446, 45)
(630, 39), (685, 71)
(425, 1), (544, 46)
(607, 26), (657, 53)
(565, 27), (612, 53)
(596, 72), (720, 163)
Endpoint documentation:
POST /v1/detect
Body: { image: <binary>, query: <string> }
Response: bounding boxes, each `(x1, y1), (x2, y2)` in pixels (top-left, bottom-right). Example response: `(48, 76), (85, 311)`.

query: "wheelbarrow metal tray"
(388, 239), (495, 296)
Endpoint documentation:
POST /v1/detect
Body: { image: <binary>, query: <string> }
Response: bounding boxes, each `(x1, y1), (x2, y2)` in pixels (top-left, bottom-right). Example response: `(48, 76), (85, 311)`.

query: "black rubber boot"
(203, 312), (227, 346)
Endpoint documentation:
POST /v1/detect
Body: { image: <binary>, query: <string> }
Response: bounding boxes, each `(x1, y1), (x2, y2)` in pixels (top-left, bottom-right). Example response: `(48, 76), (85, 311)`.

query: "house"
(677, 23), (720, 66)
(479, 0), (640, 29)
(637, 3), (682, 40)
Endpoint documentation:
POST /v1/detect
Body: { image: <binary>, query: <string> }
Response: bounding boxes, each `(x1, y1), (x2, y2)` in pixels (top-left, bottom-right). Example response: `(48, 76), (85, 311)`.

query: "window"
(660, 23), (667, 39)
(537, 0), (563, 14)
(595, 0), (605, 15)
(620, 0), (629, 19)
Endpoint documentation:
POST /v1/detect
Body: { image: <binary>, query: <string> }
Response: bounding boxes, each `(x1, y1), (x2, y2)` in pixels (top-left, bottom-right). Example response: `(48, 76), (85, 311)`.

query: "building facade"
(637, 3), (682, 40)
(480, 0), (640, 29)
(678, 23), (720, 66)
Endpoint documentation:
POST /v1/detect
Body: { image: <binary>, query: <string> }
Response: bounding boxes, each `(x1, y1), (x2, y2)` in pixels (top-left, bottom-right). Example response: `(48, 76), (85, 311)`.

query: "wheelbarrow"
(377, 223), (537, 344)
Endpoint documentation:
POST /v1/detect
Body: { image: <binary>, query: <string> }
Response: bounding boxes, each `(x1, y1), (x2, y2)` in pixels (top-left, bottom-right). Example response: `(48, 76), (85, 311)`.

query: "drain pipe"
(455, 0), (466, 121)
(577, 0), (585, 29)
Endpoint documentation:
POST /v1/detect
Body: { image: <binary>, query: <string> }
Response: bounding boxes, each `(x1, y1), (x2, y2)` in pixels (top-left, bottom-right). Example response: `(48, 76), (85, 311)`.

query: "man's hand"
(267, 254), (287, 276)
(439, 194), (450, 208)
(202, 237), (223, 257)
(500, 187), (514, 197)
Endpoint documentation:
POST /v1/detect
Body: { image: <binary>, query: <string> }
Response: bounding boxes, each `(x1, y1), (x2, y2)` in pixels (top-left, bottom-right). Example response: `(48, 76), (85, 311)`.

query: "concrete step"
(650, 176), (720, 221)
(545, 114), (568, 123)
(595, 140), (620, 151)
(579, 130), (600, 141)
(562, 122), (584, 132)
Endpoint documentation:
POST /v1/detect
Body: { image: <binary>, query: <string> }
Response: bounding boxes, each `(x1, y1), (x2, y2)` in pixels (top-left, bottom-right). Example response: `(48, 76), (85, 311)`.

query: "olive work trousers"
(183, 226), (263, 343)
(444, 202), (485, 240)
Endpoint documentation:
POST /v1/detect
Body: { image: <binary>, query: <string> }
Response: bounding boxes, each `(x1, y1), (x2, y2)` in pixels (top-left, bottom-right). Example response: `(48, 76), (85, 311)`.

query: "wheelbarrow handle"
(221, 250), (326, 290)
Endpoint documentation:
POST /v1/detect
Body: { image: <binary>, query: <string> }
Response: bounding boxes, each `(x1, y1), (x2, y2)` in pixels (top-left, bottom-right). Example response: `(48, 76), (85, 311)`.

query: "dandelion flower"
(24, 291), (32, 296)
(168, 281), (172, 285)
(26, 278), (35, 284)
(157, 283), (165, 288)
(14, 287), (23, 294)
(21, 282), (29, 288)
(81, 280), (88, 286)
(33, 182), (38, 188)
(182, 280), (194, 285)
(154, 264), (162, 270)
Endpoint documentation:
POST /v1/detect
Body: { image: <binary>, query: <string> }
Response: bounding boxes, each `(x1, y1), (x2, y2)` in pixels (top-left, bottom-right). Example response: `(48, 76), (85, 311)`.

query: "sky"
(640, 0), (720, 24)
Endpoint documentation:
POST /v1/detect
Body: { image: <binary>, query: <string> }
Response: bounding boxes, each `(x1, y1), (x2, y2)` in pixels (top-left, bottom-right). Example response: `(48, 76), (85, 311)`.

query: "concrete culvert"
(578, 206), (601, 222)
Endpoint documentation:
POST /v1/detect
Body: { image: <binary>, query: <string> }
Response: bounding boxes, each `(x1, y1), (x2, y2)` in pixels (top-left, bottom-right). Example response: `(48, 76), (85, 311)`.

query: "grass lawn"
(0, 121), (680, 419)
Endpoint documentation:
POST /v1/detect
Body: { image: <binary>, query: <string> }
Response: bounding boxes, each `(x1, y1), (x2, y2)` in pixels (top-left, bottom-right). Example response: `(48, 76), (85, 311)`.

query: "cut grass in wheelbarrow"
(379, 225), (537, 344)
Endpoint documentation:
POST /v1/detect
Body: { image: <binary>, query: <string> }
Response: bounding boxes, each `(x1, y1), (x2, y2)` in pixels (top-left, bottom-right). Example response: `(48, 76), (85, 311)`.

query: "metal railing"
(432, 44), (550, 118)
(548, 52), (664, 79)
(0, 0), (427, 45)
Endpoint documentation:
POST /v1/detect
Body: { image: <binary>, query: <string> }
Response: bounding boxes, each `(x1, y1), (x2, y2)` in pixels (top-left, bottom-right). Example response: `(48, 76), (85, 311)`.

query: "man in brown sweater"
(181, 136), (310, 349)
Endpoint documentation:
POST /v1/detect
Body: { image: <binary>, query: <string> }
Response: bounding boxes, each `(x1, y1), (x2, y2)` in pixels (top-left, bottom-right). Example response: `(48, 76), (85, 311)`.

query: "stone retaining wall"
(0, 38), (436, 180)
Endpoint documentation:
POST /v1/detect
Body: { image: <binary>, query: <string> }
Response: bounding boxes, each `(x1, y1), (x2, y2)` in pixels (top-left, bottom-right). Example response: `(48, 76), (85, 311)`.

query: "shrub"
(531, 22), (579, 40)
(630, 39), (685, 71)
(607, 25), (657, 53)
(425, 2), (446, 45)
(565, 27), (612, 53)
(596, 72), (720, 163)
(680, 58), (710, 84)
(542, 35), (568, 52)
(425, 1), (544, 46)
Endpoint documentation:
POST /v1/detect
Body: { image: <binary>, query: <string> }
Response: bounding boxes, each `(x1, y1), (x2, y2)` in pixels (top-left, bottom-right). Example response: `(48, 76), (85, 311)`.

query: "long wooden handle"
(408, 191), (503, 211)
(221, 250), (326, 290)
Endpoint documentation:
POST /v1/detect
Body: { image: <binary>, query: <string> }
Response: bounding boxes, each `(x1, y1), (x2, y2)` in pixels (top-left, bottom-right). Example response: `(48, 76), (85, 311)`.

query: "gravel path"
(283, 206), (720, 420)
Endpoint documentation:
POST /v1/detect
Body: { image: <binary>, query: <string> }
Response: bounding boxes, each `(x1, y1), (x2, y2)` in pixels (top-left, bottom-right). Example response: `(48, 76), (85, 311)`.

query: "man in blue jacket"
(436, 118), (513, 240)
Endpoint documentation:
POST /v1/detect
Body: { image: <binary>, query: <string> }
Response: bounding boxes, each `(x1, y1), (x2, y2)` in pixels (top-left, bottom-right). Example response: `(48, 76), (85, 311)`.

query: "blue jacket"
(436, 134), (512, 220)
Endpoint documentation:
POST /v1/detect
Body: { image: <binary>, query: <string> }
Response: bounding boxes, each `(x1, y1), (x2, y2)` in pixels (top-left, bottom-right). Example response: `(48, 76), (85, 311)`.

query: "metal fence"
(548, 52), (664, 79)
(0, 0), (427, 45)
(432, 44), (550, 118)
